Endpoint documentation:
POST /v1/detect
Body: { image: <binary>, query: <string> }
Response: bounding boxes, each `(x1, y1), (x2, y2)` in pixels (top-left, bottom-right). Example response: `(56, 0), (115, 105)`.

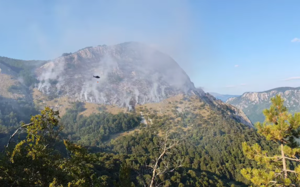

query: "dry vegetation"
(136, 94), (210, 118)
(33, 89), (73, 116)
(0, 73), (24, 99)
(33, 88), (127, 116)
(32, 90), (211, 141)
(79, 102), (126, 116)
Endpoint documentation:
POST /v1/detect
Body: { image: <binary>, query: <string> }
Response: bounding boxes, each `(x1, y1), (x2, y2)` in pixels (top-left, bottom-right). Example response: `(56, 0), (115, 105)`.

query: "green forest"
(0, 95), (300, 186)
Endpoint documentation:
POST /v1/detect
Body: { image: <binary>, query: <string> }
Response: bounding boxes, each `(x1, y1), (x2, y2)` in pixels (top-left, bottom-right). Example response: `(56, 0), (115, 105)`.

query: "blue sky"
(0, 0), (300, 95)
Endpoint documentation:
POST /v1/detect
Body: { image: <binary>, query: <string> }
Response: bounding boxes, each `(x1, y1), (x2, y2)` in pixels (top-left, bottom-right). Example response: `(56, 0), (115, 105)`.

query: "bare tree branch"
(285, 169), (296, 173)
(6, 122), (34, 148)
(148, 130), (183, 187)
(284, 156), (300, 162)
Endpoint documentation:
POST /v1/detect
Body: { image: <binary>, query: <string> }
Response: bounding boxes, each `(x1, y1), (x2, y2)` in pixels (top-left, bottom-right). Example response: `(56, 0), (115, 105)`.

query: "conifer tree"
(241, 95), (300, 186)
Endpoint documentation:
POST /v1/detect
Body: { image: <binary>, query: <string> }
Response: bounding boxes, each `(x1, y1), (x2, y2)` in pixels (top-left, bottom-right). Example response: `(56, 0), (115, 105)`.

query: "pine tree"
(114, 164), (133, 187)
(241, 95), (300, 186)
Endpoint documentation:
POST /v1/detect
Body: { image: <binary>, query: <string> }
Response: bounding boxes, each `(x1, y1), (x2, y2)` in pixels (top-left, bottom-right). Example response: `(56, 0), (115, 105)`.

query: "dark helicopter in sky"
(93, 75), (100, 83)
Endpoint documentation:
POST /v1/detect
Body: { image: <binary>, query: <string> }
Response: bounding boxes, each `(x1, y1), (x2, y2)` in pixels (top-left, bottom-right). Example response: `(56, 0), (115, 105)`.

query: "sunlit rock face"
(227, 87), (300, 123)
(35, 42), (199, 109)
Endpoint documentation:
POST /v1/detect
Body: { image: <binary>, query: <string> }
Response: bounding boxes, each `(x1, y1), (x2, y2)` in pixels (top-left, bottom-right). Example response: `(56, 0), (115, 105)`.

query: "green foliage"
(0, 107), (123, 186)
(0, 95), (282, 186)
(241, 95), (300, 186)
(61, 102), (142, 146)
(114, 164), (133, 187)
(0, 96), (39, 150)
(62, 53), (72, 56)
(105, 104), (278, 186)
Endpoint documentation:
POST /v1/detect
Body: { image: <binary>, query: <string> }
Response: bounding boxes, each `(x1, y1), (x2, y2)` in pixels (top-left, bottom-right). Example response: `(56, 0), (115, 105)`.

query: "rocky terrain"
(35, 42), (200, 110)
(227, 87), (300, 123)
(0, 42), (261, 186)
(0, 42), (252, 127)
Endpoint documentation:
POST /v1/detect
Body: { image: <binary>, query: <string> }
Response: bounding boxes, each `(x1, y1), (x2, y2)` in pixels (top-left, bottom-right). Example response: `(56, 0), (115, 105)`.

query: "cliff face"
(227, 87), (300, 123)
(35, 42), (199, 109)
(200, 92), (253, 127)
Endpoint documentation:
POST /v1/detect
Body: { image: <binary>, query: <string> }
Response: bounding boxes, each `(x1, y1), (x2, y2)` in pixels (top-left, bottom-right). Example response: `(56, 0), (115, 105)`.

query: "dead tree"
(6, 122), (34, 148)
(148, 131), (184, 187)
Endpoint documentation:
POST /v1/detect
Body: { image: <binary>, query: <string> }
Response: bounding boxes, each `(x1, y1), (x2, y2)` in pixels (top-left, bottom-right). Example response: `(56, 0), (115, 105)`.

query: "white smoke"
(35, 42), (198, 110)
(37, 58), (67, 95)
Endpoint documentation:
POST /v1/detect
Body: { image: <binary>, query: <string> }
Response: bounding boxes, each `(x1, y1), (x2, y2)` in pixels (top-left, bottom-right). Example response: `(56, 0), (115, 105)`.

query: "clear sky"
(0, 0), (299, 95)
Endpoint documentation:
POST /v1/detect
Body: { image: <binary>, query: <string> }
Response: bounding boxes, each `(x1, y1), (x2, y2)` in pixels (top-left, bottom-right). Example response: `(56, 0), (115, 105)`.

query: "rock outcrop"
(36, 42), (198, 110)
(227, 87), (300, 123)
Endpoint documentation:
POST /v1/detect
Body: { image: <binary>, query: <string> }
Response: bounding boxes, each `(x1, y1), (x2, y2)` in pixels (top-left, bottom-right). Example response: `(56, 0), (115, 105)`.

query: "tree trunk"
(149, 162), (157, 187)
(150, 149), (166, 187)
(281, 143), (287, 179)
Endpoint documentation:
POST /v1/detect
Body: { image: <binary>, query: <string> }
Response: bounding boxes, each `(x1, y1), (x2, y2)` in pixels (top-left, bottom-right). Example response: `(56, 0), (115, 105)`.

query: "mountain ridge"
(35, 42), (199, 110)
(0, 42), (252, 128)
(227, 86), (300, 123)
(209, 92), (239, 102)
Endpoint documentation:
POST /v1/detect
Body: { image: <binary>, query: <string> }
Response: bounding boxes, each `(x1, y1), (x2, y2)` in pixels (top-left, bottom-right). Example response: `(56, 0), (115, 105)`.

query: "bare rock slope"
(36, 42), (198, 109)
(0, 42), (252, 127)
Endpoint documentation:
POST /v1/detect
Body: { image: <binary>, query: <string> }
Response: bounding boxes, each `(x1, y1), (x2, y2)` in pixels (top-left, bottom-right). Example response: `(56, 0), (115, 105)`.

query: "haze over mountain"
(1, 1), (300, 186)
(4, 41), (294, 186)
(209, 92), (239, 102)
(227, 87), (300, 123)
(0, 42), (253, 129)
(35, 42), (198, 110)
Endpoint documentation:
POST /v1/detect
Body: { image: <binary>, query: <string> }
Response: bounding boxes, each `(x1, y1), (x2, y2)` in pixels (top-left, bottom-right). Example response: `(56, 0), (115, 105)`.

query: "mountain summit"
(0, 42), (252, 127)
(36, 42), (199, 109)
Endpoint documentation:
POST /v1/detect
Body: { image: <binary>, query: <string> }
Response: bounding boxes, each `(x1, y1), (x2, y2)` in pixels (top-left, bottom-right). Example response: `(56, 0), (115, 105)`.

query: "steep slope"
(202, 93), (253, 127)
(0, 56), (47, 99)
(226, 87), (300, 123)
(60, 94), (273, 186)
(0, 57), (45, 146)
(0, 43), (274, 186)
(32, 42), (252, 127)
(209, 92), (239, 102)
(0, 43), (253, 130)
(35, 42), (199, 110)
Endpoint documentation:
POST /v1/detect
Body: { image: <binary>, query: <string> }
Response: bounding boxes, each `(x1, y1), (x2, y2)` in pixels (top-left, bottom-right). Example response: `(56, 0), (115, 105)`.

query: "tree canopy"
(241, 95), (300, 186)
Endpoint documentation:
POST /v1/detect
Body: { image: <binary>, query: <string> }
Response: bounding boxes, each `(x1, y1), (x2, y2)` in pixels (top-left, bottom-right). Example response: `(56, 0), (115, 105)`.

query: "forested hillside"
(0, 46), (287, 186)
(1, 94), (280, 186)
(0, 102), (279, 186)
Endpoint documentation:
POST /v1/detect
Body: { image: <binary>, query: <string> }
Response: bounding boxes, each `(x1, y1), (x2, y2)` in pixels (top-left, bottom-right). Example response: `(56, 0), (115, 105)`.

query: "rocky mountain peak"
(35, 42), (198, 109)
